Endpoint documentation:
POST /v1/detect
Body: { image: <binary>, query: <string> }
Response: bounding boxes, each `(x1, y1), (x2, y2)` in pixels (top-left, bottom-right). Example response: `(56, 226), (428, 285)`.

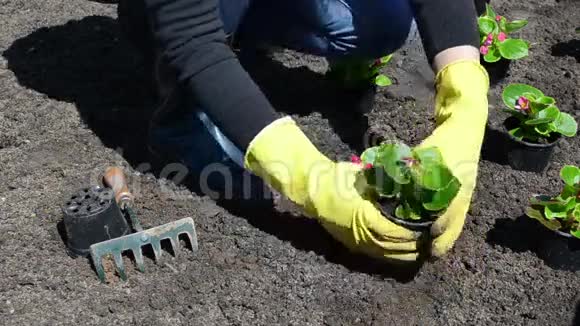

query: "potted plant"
(497, 83), (577, 172)
(352, 142), (461, 231)
(525, 165), (580, 270)
(478, 4), (529, 83)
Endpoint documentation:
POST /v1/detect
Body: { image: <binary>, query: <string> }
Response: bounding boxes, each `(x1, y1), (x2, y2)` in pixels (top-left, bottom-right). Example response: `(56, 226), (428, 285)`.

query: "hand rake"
(88, 167), (198, 282)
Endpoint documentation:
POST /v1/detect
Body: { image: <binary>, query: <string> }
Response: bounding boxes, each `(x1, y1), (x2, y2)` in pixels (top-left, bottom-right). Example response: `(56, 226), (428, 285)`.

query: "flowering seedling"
(329, 54), (394, 88)
(355, 143), (461, 221)
(502, 83), (577, 142)
(526, 165), (580, 239)
(478, 4), (529, 62)
(369, 54), (393, 87)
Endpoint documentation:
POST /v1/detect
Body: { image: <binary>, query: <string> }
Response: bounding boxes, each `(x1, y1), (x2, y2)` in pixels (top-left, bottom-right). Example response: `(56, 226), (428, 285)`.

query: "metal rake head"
(89, 217), (198, 282)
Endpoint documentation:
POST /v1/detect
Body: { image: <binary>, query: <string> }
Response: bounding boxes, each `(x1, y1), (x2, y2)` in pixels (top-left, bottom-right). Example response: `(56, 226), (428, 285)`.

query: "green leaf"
(415, 163), (457, 191)
(412, 147), (443, 165)
(505, 20), (528, 33)
(485, 4), (496, 20)
(522, 92), (539, 102)
(573, 204), (580, 222)
(534, 124), (552, 136)
(366, 168), (398, 197)
(545, 205), (568, 220)
(395, 202), (422, 220)
(374, 74), (392, 87)
(498, 17), (507, 33)
(536, 96), (556, 106)
(422, 178), (461, 211)
(524, 117), (554, 125)
(483, 46), (501, 63)
(379, 54), (393, 65)
(560, 165), (580, 187)
(478, 17), (496, 35)
(561, 184), (578, 199)
(508, 127), (525, 140)
(570, 229), (580, 240)
(378, 143), (412, 184)
(529, 101), (549, 114)
(395, 205), (406, 219)
(528, 98), (555, 114)
(360, 147), (379, 165)
(537, 106), (560, 121)
(502, 84), (544, 109)
(525, 206), (562, 231)
(544, 196), (576, 220)
(553, 111), (578, 137)
(498, 38), (529, 60)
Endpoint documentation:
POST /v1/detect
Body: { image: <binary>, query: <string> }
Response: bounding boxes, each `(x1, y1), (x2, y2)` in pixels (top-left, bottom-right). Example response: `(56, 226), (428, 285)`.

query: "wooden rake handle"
(102, 166), (134, 208)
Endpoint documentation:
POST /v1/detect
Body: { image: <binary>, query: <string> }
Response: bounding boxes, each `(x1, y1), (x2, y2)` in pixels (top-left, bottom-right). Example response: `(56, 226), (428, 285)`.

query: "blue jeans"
(206, 0), (415, 169)
(153, 0), (416, 170)
(222, 0), (414, 59)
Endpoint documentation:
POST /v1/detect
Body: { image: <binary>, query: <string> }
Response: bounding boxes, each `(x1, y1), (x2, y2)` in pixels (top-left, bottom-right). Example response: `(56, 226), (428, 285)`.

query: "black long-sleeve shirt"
(142, 0), (479, 151)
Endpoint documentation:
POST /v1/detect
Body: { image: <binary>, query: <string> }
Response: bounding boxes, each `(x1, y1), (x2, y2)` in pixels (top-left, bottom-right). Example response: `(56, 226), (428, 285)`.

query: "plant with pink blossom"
(478, 4), (529, 62)
(353, 143), (461, 221)
(502, 83), (577, 142)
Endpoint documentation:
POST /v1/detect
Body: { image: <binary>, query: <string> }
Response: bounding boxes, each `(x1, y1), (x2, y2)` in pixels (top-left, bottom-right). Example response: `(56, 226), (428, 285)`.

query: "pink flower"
(484, 33), (494, 46)
(514, 96), (530, 113)
(498, 32), (507, 42)
(351, 155), (373, 169)
(480, 45), (489, 55)
(495, 15), (502, 22)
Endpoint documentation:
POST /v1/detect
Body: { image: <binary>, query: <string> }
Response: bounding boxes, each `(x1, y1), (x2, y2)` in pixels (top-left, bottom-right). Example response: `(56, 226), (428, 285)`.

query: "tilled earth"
(1, 0), (580, 325)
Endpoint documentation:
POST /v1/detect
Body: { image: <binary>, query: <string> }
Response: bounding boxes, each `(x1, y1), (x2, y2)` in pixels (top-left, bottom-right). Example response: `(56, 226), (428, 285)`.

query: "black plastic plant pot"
(481, 57), (511, 86)
(502, 117), (560, 173)
(61, 186), (130, 257)
(377, 198), (435, 232)
(536, 228), (580, 272)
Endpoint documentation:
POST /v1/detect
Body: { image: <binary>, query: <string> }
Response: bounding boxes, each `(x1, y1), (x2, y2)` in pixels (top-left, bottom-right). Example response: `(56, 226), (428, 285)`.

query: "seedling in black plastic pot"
(478, 4), (529, 62)
(526, 165), (580, 239)
(502, 83), (577, 143)
(490, 83), (579, 172)
(353, 142), (461, 228)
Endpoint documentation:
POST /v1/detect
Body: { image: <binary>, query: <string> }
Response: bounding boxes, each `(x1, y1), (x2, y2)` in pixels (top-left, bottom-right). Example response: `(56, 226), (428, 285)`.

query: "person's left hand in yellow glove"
(244, 117), (422, 262)
(415, 46), (490, 257)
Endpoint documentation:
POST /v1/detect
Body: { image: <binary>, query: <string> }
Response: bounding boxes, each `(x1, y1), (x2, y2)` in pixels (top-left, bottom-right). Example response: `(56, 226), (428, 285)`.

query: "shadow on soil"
(3, 15), (421, 282)
(574, 301), (580, 326)
(486, 215), (580, 272)
(551, 39), (580, 63)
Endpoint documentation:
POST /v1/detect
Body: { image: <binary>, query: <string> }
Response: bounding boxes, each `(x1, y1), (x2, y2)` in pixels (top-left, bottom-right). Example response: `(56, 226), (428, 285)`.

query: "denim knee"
(322, 0), (414, 59)
(219, 0), (252, 36)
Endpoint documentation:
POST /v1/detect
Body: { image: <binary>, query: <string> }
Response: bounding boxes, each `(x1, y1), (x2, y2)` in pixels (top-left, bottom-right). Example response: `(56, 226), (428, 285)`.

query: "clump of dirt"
(0, 0), (579, 325)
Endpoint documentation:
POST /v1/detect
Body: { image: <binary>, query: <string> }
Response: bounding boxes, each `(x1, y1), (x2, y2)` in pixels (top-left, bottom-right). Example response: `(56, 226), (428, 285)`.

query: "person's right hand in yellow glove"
(244, 117), (421, 262)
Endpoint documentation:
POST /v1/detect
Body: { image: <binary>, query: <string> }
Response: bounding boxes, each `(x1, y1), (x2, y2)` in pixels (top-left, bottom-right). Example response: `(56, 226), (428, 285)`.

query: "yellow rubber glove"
(244, 117), (421, 261)
(415, 60), (490, 257)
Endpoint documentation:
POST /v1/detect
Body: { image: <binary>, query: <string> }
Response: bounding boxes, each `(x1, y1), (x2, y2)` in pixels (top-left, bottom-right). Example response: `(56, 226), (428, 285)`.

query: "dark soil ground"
(1, 0), (579, 325)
